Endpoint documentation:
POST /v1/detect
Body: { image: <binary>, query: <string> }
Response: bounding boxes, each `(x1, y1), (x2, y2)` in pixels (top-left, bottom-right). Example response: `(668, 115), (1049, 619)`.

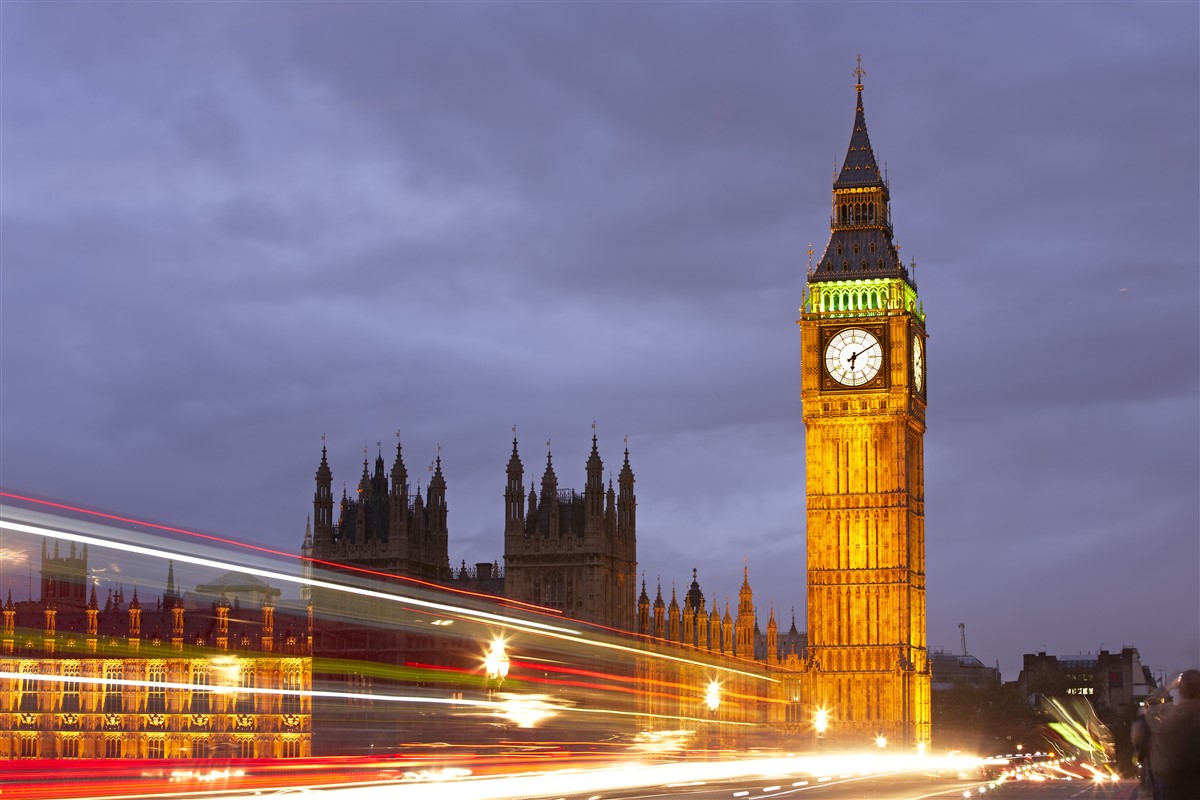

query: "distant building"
(1016, 647), (1156, 713)
(305, 433), (637, 632)
(503, 435), (638, 631)
(930, 650), (1001, 691)
(307, 442), (451, 585)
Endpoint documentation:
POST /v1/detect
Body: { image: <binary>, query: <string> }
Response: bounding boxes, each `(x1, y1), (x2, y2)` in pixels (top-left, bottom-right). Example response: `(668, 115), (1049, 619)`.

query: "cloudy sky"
(2, 2), (1196, 681)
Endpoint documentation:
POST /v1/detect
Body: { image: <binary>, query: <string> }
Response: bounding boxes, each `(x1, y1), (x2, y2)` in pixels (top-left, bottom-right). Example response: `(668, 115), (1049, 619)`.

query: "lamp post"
(814, 707), (829, 751)
(483, 637), (510, 698)
(704, 680), (721, 754)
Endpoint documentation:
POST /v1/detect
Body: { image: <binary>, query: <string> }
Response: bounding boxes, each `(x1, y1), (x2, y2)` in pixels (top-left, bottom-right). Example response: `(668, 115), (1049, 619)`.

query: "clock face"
(824, 328), (882, 387)
(912, 335), (924, 393)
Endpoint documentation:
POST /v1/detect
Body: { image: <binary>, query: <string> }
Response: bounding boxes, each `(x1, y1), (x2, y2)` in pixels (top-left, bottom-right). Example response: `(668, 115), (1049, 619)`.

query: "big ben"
(799, 64), (930, 746)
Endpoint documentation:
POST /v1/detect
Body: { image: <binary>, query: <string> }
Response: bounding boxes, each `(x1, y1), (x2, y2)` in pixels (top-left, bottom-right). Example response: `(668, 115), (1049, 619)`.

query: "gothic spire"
(811, 60), (912, 288)
(834, 60), (884, 191)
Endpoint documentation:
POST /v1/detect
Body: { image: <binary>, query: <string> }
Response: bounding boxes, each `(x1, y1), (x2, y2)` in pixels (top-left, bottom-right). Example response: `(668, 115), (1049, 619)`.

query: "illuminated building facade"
(633, 568), (813, 747)
(798, 70), (931, 745)
(0, 544), (311, 759)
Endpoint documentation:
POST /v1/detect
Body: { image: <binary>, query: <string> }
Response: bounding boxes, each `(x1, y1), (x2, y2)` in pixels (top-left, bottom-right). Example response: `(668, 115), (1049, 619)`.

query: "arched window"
(236, 664), (255, 714)
(546, 572), (564, 609)
(147, 664), (166, 713)
(870, 290), (879, 309)
(62, 663), (81, 713)
(191, 666), (210, 714)
(103, 664), (122, 713)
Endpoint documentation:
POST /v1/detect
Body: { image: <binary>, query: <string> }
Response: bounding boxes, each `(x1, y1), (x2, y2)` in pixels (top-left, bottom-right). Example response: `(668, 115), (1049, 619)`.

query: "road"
(508, 773), (1137, 800)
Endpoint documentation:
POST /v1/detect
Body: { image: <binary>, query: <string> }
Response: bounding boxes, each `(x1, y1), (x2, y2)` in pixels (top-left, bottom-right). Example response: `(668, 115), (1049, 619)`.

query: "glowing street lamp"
(483, 637), (510, 686)
(814, 708), (829, 735)
(705, 680), (721, 713)
(875, 734), (888, 749)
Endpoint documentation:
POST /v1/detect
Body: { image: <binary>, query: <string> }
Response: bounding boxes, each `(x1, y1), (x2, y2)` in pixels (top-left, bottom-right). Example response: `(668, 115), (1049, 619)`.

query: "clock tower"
(799, 67), (930, 746)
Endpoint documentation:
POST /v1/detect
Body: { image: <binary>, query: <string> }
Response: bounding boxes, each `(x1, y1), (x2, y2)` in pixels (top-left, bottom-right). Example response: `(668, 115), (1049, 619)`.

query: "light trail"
(0, 504), (778, 683)
(0, 490), (560, 616)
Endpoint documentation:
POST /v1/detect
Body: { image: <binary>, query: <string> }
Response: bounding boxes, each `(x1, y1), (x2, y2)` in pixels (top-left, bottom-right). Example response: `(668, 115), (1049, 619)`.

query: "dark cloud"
(3, 2), (1196, 681)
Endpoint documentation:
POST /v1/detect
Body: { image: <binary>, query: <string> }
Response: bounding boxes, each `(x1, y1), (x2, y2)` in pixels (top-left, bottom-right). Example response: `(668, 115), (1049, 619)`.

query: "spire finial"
(853, 53), (866, 92)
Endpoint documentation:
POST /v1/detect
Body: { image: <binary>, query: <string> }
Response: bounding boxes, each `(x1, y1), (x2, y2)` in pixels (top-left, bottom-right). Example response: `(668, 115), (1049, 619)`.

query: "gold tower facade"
(799, 70), (930, 746)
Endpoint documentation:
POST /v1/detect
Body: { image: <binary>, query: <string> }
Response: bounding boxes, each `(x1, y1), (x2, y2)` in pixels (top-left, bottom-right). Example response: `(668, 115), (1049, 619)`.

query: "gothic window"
(869, 242), (876, 253)
(545, 572), (564, 609)
(104, 735), (121, 758)
(59, 736), (79, 758)
(870, 291), (878, 309)
(62, 663), (80, 713)
(836, 244), (843, 255)
(852, 243), (859, 255)
(191, 666), (211, 714)
(147, 738), (164, 759)
(147, 663), (166, 713)
(877, 258), (884, 269)
(238, 737), (255, 758)
(842, 260), (849, 271)
(191, 737), (209, 759)
(19, 664), (38, 712)
(281, 666), (302, 713)
(861, 259), (868, 270)
(103, 663), (122, 713)
(281, 738), (302, 758)
(19, 734), (38, 758)
(237, 665), (255, 714)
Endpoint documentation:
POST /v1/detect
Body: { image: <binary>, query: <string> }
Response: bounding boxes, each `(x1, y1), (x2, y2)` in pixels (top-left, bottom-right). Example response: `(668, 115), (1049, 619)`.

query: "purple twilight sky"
(1, 2), (1197, 682)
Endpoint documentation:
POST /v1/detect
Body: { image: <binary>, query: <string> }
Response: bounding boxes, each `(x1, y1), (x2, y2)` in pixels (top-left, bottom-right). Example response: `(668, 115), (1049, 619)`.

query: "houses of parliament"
(2, 71), (930, 758)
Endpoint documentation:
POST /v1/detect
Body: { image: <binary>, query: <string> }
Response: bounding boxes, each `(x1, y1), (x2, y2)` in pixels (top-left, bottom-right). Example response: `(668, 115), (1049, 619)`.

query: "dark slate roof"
(834, 89), (884, 190)
(813, 228), (907, 282)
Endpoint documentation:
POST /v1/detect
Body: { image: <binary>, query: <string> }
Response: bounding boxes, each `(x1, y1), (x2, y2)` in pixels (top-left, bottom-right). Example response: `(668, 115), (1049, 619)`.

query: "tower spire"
(811, 60), (914, 288)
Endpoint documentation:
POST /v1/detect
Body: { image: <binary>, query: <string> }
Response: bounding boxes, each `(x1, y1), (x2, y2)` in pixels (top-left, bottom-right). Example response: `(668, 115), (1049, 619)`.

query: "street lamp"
(705, 680), (721, 713)
(483, 637), (510, 686)
(814, 707), (829, 750)
(875, 734), (888, 749)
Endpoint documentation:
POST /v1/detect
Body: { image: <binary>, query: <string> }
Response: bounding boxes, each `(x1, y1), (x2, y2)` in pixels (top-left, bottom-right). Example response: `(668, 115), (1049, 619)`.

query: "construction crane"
(959, 622), (968, 656)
